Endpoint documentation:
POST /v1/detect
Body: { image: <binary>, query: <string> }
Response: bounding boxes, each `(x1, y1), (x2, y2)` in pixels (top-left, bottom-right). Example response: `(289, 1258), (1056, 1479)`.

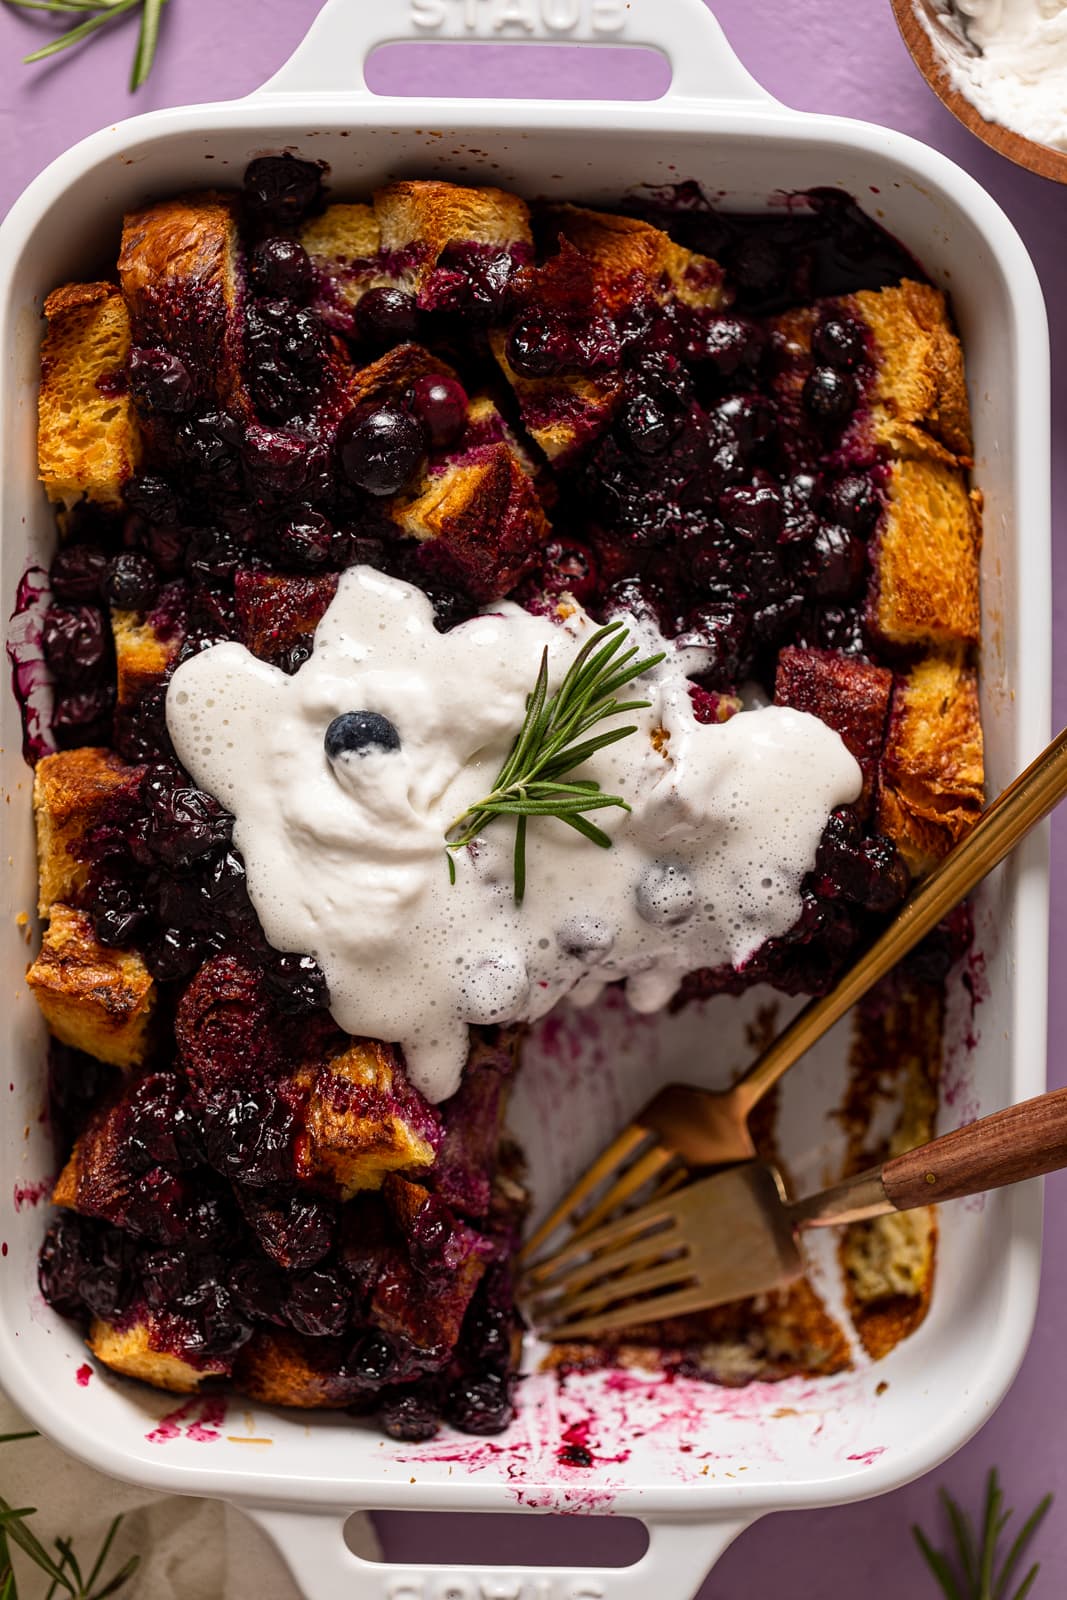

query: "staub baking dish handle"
(253, 0), (776, 107)
(247, 1507), (753, 1600)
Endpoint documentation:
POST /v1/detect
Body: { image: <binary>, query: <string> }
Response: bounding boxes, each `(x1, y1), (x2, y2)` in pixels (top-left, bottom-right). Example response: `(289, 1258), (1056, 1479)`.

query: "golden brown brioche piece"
(26, 905), (156, 1069)
(489, 337), (622, 463)
(117, 192), (244, 405)
(38, 282), (140, 506)
(300, 203), (389, 311)
(89, 1315), (229, 1393)
(112, 608), (183, 719)
(544, 205), (726, 314)
(235, 1330), (358, 1409)
(347, 342), (457, 410)
(853, 281), (972, 463)
(878, 653), (985, 875)
(374, 180), (532, 295)
(34, 748), (141, 917)
(392, 397), (551, 601)
(492, 207), (723, 461)
(868, 455), (982, 651)
(299, 1041), (438, 1200)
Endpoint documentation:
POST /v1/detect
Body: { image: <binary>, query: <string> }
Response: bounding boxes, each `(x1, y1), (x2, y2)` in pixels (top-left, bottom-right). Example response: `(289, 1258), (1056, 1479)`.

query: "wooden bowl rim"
(890, 0), (1067, 184)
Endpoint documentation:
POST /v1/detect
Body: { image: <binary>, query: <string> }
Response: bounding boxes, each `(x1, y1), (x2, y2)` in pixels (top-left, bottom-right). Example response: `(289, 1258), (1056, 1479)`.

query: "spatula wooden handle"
(881, 1088), (1067, 1211)
(791, 1088), (1067, 1229)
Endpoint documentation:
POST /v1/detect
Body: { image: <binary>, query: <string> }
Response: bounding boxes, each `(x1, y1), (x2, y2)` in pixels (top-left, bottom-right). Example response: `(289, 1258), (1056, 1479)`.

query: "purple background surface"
(1, 0), (1064, 1591)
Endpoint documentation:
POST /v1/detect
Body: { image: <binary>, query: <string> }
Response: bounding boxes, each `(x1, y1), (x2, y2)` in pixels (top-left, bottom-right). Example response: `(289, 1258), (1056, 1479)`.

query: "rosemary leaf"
(0, 1437), (38, 1447)
(993, 1493), (1052, 1600)
(89, 1552), (139, 1600)
(128, 0), (162, 89)
(445, 620), (660, 895)
(0, 1500), (74, 1595)
(22, 1), (137, 66)
(942, 1486), (979, 1592)
(912, 1525), (967, 1600)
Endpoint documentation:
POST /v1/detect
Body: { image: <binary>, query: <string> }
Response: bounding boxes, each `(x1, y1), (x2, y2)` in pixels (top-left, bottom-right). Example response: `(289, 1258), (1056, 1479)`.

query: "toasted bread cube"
(26, 905), (155, 1069)
(38, 282), (141, 506)
(374, 180), (532, 303)
(112, 608), (182, 709)
(301, 1042), (441, 1200)
(867, 455), (981, 650)
(545, 205), (725, 313)
(89, 1314), (229, 1393)
(395, 424), (551, 601)
(878, 654), (984, 875)
(854, 281), (972, 462)
(234, 570), (339, 667)
(775, 647), (892, 816)
(235, 1329), (359, 1409)
(300, 203), (389, 315)
(348, 342), (458, 410)
(34, 748), (141, 916)
(118, 193), (243, 405)
(489, 328), (623, 461)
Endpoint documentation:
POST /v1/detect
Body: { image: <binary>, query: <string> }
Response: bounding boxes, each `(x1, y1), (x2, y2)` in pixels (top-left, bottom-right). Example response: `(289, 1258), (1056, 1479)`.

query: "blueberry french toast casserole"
(19, 154), (983, 1441)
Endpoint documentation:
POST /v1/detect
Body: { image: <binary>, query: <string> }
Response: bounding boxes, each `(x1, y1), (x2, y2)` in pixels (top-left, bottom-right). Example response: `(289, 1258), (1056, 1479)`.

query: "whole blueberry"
(347, 1330), (396, 1385)
(719, 481), (783, 543)
(811, 522), (865, 598)
(803, 366), (857, 427)
(250, 236), (314, 300)
(336, 405), (425, 496)
(355, 287), (420, 346)
(619, 393), (679, 456)
(325, 710), (401, 760)
(243, 153), (324, 223)
(409, 374), (469, 450)
(821, 471), (882, 536)
(812, 316), (867, 372)
(52, 685), (114, 747)
(712, 393), (776, 459)
(505, 312), (574, 378)
(380, 1390), (440, 1442)
(243, 423), (311, 495)
(273, 509), (336, 570)
(688, 314), (764, 376)
(103, 552), (160, 610)
(42, 604), (108, 682)
(128, 347), (194, 414)
(49, 543), (109, 603)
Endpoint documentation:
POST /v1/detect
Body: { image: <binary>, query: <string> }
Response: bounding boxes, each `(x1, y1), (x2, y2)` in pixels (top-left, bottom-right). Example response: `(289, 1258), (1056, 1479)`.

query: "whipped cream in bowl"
(922, 0), (1067, 152)
(166, 567), (862, 1105)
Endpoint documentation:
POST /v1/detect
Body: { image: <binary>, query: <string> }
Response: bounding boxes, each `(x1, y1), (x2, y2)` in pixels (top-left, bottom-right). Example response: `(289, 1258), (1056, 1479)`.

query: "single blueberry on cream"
(165, 567), (862, 1104)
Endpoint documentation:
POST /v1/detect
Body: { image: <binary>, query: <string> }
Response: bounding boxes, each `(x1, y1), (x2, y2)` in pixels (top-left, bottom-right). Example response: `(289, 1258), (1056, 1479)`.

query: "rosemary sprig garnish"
(0, 1431), (138, 1599)
(914, 1469), (1052, 1600)
(4, 0), (169, 91)
(445, 620), (664, 902)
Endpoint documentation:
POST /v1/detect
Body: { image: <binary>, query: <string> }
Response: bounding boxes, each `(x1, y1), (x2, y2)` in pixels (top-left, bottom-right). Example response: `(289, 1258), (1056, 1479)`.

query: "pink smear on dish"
(146, 1396), (227, 1444)
(13, 1179), (52, 1212)
(846, 1447), (886, 1466)
(75, 1363), (93, 1387)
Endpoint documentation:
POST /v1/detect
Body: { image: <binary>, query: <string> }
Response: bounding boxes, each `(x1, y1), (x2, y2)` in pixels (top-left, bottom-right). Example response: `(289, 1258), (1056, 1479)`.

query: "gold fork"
(528, 1086), (1067, 1338)
(521, 724), (1067, 1270)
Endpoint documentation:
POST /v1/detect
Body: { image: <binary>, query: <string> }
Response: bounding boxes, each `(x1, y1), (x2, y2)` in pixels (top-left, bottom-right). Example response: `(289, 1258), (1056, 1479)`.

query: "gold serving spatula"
(529, 1087), (1067, 1338)
(521, 724), (1067, 1269)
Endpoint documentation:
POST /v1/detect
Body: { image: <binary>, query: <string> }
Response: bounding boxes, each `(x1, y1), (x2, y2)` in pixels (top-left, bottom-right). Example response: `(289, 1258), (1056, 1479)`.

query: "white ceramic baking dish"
(0, 1), (1051, 1595)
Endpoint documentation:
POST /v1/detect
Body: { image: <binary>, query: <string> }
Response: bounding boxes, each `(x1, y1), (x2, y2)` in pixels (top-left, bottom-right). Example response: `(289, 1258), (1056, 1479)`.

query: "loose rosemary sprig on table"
(914, 1469), (1053, 1600)
(4, 0), (169, 92)
(0, 1431), (138, 1600)
(445, 620), (665, 902)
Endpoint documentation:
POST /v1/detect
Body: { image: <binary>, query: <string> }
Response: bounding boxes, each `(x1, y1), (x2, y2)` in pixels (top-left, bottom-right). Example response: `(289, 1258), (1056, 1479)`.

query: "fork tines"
(523, 1187), (700, 1339)
(519, 1121), (685, 1269)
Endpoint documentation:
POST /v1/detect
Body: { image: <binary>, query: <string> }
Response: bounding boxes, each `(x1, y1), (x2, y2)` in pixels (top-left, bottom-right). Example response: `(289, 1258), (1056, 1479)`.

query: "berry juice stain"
(75, 1363), (92, 1387)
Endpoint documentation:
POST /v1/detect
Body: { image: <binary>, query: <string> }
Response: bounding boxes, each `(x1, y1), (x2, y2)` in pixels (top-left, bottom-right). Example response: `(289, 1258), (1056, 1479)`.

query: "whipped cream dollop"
(166, 568), (861, 1104)
(924, 0), (1067, 150)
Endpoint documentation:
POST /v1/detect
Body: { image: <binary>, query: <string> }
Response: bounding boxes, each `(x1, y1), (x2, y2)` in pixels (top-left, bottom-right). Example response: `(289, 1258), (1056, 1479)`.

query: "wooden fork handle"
(881, 1088), (1067, 1211)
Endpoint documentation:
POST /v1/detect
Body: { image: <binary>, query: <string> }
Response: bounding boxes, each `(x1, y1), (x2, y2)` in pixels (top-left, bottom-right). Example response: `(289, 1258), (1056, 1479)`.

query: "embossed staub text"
(386, 1575), (606, 1599)
(408, 0), (628, 36)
